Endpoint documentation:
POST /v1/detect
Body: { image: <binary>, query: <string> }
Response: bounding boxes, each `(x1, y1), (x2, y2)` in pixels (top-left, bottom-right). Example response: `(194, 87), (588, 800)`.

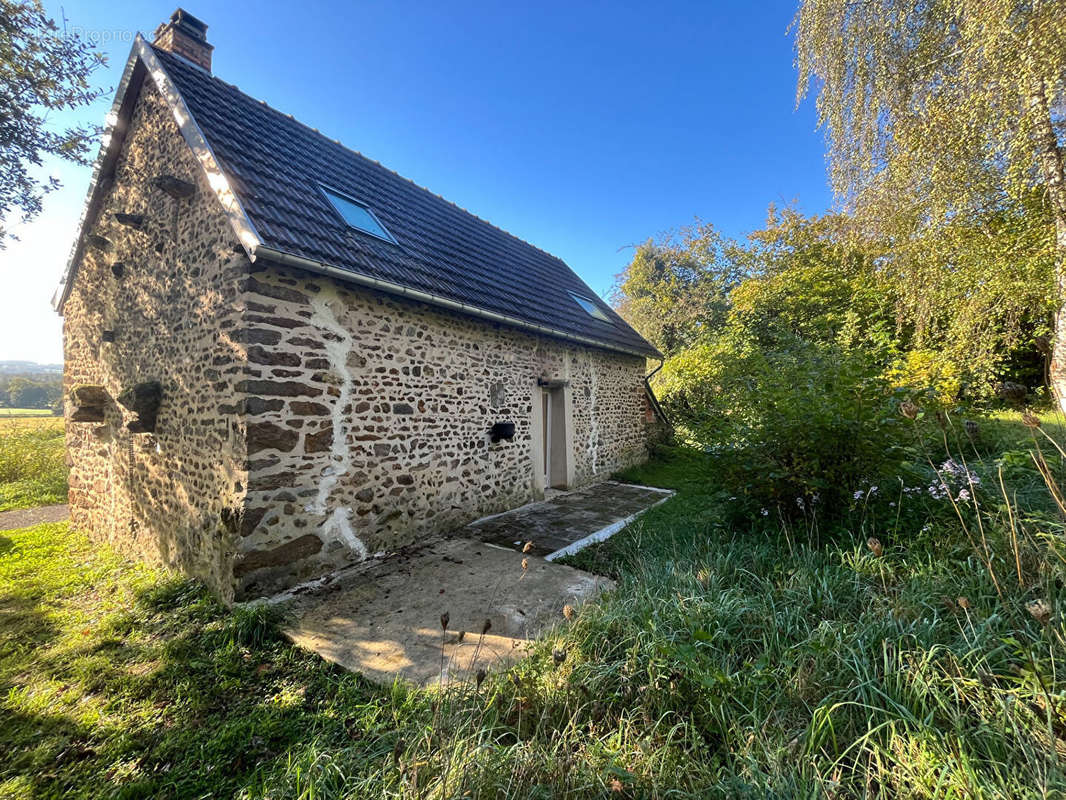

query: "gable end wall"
(62, 76), (250, 601)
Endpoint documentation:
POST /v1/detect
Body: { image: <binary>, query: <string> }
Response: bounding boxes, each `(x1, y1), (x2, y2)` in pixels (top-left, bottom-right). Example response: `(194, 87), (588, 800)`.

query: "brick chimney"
(153, 9), (213, 72)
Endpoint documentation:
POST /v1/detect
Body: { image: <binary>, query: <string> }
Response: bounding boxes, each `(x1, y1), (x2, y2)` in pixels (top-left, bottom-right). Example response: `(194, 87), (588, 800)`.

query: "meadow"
(0, 410), (1063, 798)
(0, 416), (67, 512)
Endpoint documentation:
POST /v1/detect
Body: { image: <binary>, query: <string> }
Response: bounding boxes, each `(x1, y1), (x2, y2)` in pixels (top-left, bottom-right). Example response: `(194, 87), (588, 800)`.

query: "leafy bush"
(659, 330), (908, 516)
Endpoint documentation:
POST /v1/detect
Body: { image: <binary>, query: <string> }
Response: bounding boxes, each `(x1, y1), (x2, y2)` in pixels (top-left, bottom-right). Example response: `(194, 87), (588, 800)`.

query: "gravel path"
(0, 504), (70, 531)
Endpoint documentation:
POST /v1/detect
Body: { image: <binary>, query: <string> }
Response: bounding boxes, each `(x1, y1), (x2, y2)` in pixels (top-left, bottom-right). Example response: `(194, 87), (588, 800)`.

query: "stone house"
(54, 10), (664, 601)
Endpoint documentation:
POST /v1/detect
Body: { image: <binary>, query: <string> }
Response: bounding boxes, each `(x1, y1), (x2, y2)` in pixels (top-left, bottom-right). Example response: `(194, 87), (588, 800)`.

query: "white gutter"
(252, 245), (659, 359)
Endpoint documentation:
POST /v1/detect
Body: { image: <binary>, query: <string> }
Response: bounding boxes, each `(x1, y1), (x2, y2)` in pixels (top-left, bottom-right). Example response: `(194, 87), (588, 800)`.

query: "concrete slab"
(284, 537), (612, 686)
(459, 481), (673, 559)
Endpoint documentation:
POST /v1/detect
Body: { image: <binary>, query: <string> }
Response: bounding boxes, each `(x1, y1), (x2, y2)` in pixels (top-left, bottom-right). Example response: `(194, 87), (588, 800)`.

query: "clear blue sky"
(0, 0), (832, 363)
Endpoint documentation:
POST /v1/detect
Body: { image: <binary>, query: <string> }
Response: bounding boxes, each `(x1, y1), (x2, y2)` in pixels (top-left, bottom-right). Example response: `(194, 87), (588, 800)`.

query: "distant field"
(0, 408), (58, 418)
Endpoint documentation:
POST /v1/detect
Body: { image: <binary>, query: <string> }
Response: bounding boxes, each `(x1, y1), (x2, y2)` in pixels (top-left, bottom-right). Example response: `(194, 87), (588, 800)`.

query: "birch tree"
(794, 0), (1066, 403)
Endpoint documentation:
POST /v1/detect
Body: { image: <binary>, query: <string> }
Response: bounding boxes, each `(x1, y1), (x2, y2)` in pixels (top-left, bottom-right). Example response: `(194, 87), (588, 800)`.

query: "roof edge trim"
(138, 39), (261, 255)
(252, 245), (662, 359)
(53, 35), (262, 313)
(51, 38), (144, 312)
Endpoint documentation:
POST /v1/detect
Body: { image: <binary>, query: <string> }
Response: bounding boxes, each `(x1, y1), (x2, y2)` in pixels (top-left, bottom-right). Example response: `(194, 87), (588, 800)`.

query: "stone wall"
(63, 74), (250, 601)
(233, 266), (650, 597)
(63, 66), (651, 602)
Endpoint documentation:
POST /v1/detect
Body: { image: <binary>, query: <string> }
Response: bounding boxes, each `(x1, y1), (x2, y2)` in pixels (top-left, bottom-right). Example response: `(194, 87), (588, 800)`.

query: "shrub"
(658, 330), (908, 516)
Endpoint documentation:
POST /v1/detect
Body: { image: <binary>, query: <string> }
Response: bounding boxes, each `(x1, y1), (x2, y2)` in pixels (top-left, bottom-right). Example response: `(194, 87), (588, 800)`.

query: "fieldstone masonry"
(63, 77), (652, 602)
(63, 79), (249, 598)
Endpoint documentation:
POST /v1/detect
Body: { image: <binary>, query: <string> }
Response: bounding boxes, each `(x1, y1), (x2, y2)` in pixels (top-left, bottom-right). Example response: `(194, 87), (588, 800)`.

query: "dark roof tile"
(153, 47), (659, 357)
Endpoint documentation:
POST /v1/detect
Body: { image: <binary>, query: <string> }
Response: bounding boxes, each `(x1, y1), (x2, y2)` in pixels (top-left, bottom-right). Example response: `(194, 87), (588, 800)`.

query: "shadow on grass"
(0, 593), (60, 666)
(1, 574), (396, 799)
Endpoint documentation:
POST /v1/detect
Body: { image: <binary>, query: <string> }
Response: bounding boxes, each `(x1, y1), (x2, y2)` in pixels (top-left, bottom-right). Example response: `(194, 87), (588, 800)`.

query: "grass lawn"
(0, 416), (67, 512)
(1, 414), (1065, 797)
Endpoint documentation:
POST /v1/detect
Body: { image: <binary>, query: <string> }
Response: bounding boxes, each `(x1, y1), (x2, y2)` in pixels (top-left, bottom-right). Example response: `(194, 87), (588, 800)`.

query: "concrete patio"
(281, 481), (672, 685)
(458, 481), (673, 559)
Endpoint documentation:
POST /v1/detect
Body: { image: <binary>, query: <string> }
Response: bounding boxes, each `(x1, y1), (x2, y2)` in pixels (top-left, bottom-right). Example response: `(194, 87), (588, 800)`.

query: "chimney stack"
(153, 9), (213, 72)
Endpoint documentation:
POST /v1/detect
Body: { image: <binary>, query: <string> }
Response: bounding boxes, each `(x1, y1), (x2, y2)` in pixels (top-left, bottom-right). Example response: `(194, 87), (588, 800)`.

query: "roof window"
(569, 291), (612, 322)
(320, 186), (395, 243)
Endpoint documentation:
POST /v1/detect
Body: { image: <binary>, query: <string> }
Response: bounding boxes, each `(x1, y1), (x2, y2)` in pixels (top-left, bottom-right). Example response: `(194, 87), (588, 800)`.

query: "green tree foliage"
(729, 208), (897, 358)
(0, 0), (107, 242)
(0, 374), (62, 409)
(616, 205), (1053, 509)
(793, 0), (1066, 398)
(885, 195), (1056, 397)
(612, 221), (743, 358)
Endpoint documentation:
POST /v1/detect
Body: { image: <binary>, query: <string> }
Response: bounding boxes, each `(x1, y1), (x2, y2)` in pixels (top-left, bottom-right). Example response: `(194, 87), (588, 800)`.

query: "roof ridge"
(153, 46), (578, 272)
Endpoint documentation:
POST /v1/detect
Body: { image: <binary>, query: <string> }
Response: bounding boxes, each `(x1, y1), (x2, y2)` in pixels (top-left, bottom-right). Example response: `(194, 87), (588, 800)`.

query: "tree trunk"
(1054, 216), (1066, 410)
(1030, 80), (1066, 409)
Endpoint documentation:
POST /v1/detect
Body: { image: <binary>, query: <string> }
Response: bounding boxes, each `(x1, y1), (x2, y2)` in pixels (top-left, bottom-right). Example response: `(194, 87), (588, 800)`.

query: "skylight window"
(569, 292), (612, 323)
(320, 186), (396, 243)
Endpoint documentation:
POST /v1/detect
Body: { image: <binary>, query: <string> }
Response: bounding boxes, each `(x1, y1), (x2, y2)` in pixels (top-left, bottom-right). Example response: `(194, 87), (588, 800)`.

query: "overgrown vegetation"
(0, 417), (67, 511)
(2, 411), (1065, 797)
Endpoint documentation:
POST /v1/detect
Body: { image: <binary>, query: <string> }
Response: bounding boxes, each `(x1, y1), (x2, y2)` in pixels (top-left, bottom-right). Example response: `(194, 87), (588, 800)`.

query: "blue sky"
(0, 0), (831, 363)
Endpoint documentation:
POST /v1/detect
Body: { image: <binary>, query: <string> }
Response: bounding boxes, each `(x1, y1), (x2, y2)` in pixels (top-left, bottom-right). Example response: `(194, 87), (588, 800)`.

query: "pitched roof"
(55, 36), (660, 359)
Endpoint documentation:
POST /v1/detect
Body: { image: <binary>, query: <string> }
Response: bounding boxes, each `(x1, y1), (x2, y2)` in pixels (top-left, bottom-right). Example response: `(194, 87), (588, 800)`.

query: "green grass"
(0, 417), (67, 511)
(2, 420), (1066, 797)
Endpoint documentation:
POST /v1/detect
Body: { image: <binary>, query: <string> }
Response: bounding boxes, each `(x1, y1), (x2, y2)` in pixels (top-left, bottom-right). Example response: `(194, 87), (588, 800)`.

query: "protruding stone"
(240, 506), (269, 537)
(290, 401), (328, 416)
(152, 174), (196, 199)
(70, 406), (106, 423)
(242, 397), (285, 415)
(234, 328), (283, 346)
(113, 212), (145, 228)
(117, 380), (163, 433)
(247, 346), (301, 367)
(111, 262), (125, 279)
(393, 403), (414, 415)
(236, 379), (322, 398)
(239, 277), (310, 305)
(72, 384), (109, 407)
(87, 234), (112, 252)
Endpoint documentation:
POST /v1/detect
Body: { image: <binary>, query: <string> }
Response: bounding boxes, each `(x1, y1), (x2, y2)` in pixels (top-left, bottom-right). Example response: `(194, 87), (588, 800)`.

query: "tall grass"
(1, 414), (1065, 797)
(0, 418), (67, 511)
